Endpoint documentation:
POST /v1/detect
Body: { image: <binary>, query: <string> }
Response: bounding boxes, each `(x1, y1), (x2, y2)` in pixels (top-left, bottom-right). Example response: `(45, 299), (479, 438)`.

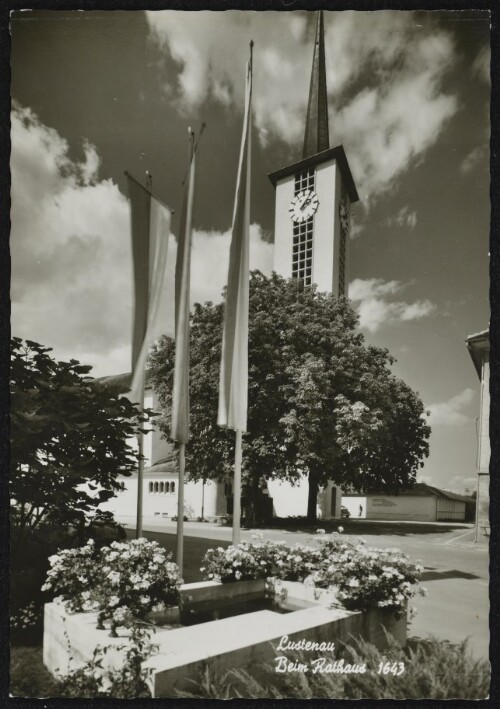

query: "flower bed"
(201, 531), (425, 616)
(42, 539), (182, 636)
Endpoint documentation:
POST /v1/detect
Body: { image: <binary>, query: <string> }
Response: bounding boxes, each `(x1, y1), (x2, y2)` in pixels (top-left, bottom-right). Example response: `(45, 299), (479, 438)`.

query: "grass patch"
(125, 528), (230, 583)
(10, 646), (58, 698)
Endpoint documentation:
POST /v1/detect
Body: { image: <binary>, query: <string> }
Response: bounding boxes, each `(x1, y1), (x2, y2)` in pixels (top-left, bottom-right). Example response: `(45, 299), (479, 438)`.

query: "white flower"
(338, 526), (344, 534)
(107, 571), (120, 584)
(108, 595), (120, 607)
(348, 578), (360, 588)
(140, 595), (150, 605)
(235, 571), (242, 580)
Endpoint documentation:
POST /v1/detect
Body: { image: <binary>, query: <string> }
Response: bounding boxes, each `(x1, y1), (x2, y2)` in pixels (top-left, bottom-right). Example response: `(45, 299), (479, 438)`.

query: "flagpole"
(233, 429), (242, 544)
(174, 128), (196, 576)
(135, 374), (145, 538)
(231, 42), (252, 545)
(176, 442), (185, 570)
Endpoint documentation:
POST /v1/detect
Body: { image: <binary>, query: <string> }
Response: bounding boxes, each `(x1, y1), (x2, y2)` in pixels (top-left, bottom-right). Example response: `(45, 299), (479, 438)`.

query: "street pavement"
(121, 517), (490, 660)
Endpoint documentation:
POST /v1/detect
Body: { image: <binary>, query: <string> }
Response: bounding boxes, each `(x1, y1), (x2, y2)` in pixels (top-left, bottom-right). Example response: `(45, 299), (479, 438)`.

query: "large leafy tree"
(149, 272), (430, 523)
(10, 338), (151, 540)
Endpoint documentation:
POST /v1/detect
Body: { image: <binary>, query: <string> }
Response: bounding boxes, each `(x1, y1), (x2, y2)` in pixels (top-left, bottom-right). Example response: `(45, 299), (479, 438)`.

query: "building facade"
(343, 484), (473, 522)
(466, 329), (490, 539)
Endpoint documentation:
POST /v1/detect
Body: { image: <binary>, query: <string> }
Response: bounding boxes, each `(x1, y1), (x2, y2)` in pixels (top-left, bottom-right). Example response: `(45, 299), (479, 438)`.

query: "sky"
(10, 9), (491, 494)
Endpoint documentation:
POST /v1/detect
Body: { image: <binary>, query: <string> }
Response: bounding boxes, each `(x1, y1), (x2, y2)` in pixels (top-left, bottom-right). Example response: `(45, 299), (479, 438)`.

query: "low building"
(342, 483), (473, 522)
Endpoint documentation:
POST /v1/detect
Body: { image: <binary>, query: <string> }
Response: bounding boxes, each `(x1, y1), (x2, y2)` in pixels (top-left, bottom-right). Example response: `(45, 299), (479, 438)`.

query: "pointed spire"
(302, 11), (330, 159)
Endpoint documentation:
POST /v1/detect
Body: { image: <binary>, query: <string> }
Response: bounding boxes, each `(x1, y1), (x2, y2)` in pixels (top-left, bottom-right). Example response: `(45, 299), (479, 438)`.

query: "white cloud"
(11, 104), (273, 378)
(460, 145), (488, 174)
(427, 388), (475, 427)
(11, 104), (133, 372)
(348, 278), (435, 333)
(146, 11), (458, 200)
(385, 205), (417, 229)
(473, 45), (490, 84)
(444, 475), (477, 495)
(190, 223), (273, 308)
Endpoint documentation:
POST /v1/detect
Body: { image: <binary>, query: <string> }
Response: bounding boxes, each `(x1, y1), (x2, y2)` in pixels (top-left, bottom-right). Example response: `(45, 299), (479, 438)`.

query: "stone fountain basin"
(43, 578), (406, 697)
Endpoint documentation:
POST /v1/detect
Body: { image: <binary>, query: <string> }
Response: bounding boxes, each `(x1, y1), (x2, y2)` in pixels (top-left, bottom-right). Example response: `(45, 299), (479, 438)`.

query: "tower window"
(338, 229), (346, 295)
(292, 169), (315, 286)
(294, 168), (315, 195)
(292, 218), (314, 286)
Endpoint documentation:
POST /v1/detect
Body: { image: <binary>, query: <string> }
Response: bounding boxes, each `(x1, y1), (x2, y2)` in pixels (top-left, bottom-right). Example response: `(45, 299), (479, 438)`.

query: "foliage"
(312, 541), (426, 614)
(149, 272), (430, 521)
(10, 338), (153, 538)
(54, 625), (157, 698)
(177, 636), (490, 700)
(202, 544), (264, 582)
(10, 601), (43, 631)
(201, 531), (423, 615)
(10, 520), (78, 645)
(10, 646), (59, 697)
(42, 539), (182, 634)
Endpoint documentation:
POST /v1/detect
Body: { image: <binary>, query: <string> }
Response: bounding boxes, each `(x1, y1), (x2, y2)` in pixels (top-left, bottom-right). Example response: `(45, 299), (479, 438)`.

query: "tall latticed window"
(338, 186), (350, 296)
(292, 169), (315, 286)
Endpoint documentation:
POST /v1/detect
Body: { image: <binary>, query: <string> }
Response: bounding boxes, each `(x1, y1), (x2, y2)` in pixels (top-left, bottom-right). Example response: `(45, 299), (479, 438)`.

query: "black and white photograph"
(7, 3), (492, 700)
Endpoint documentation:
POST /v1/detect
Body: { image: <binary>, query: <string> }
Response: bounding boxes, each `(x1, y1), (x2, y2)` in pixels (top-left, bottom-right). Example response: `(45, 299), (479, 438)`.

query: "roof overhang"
(466, 329), (489, 378)
(268, 145), (359, 203)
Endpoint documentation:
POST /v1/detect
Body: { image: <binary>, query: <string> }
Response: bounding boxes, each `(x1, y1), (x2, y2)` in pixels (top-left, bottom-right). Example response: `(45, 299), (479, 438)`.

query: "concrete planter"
(43, 578), (407, 697)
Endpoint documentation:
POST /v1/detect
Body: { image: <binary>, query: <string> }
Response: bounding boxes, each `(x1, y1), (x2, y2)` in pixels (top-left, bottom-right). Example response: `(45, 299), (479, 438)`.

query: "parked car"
(340, 506), (350, 519)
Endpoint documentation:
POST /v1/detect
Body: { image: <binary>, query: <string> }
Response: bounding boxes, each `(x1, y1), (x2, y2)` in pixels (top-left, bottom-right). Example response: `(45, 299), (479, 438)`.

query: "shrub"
(176, 636), (490, 700)
(42, 538), (182, 635)
(54, 626), (157, 698)
(312, 543), (425, 614)
(201, 532), (422, 616)
(201, 544), (263, 582)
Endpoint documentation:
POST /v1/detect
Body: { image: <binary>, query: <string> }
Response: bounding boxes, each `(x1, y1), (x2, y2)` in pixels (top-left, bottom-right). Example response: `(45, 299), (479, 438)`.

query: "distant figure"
(359, 505), (363, 517)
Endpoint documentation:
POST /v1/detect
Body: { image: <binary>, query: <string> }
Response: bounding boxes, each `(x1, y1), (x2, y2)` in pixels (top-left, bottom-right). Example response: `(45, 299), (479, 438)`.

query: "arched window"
(171, 481), (175, 494)
(160, 482), (164, 493)
(154, 482), (159, 493)
(165, 482), (170, 493)
(149, 482), (153, 493)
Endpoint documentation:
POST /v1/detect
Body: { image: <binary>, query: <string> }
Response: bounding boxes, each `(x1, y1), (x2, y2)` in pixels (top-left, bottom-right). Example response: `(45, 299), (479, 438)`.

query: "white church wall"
(312, 159), (339, 293)
(342, 496), (367, 519)
(273, 173), (295, 278)
(267, 478), (341, 519)
(102, 475), (222, 523)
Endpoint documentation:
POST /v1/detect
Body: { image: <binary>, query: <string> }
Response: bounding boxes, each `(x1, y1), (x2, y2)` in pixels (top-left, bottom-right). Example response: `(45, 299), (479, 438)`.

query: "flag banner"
(129, 192), (171, 404)
(128, 175), (151, 379)
(171, 147), (196, 443)
(218, 62), (252, 432)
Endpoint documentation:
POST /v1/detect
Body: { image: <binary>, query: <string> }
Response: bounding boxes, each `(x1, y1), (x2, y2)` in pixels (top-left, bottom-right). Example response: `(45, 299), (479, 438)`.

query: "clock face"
(289, 190), (319, 223)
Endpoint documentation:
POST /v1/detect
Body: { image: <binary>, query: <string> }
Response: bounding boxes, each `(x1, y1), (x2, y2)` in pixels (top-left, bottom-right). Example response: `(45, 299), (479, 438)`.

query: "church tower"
(269, 11), (358, 296)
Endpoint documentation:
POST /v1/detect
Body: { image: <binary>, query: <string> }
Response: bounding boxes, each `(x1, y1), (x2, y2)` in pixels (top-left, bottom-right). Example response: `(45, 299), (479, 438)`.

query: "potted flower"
(43, 538), (182, 636)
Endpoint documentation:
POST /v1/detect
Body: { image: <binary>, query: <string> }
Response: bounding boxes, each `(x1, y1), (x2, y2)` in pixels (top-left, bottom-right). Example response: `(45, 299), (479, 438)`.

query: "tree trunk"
(243, 477), (261, 528)
(307, 473), (319, 522)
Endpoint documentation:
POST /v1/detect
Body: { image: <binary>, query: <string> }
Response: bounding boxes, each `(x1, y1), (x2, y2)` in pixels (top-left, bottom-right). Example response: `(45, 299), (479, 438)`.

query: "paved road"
(122, 518), (490, 660)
